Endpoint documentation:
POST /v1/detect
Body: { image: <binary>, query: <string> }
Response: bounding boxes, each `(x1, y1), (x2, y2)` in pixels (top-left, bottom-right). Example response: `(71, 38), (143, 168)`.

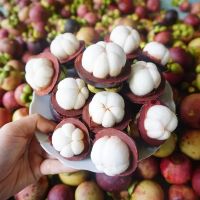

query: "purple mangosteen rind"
(82, 101), (132, 134)
(94, 128), (138, 176)
(53, 118), (91, 161)
(74, 53), (131, 88)
(137, 51), (167, 72)
(50, 86), (84, 120)
(30, 52), (60, 96)
(58, 41), (85, 64)
(122, 75), (166, 104)
(137, 100), (166, 146)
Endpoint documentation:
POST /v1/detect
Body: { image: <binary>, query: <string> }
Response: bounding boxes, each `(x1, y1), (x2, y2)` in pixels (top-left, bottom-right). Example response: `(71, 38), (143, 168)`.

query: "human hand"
(0, 114), (76, 200)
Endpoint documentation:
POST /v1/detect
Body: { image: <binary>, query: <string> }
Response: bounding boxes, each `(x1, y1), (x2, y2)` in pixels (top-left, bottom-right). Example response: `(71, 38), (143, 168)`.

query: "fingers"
(2, 114), (56, 138)
(40, 159), (78, 175)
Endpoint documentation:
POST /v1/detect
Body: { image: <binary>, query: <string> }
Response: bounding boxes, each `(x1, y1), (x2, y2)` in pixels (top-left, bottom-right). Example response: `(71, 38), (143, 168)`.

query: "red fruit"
(160, 153), (192, 184)
(61, 5), (71, 18)
(191, 2), (200, 15)
(163, 71), (184, 85)
(12, 107), (29, 121)
(179, 1), (191, 12)
(77, 4), (89, 17)
(134, 5), (147, 19)
(169, 47), (194, 71)
(0, 107), (12, 127)
(84, 12), (98, 26)
(137, 156), (159, 179)
(147, 0), (160, 12)
(180, 94), (200, 129)
(154, 31), (172, 46)
(169, 184), (198, 200)
(184, 14), (200, 27)
(118, 0), (134, 14)
(22, 51), (34, 63)
(192, 167), (200, 196)
(0, 29), (9, 39)
(29, 3), (48, 23)
(95, 173), (132, 192)
(2, 91), (19, 111)
(14, 84), (32, 107)
(47, 184), (74, 200)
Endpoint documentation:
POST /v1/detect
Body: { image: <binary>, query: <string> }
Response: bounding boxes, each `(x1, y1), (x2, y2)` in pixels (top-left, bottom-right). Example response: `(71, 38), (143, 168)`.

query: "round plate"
(30, 81), (175, 173)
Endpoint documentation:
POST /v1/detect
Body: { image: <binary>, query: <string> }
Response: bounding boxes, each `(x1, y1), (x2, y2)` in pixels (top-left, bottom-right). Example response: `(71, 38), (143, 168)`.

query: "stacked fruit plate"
(29, 26), (178, 176)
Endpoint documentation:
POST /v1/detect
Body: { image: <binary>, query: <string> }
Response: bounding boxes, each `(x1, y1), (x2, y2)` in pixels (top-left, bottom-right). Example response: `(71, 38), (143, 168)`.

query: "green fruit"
(59, 171), (89, 186)
(154, 134), (177, 158)
(179, 129), (200, 160)
(75, 181), (104, 200)
(188, 38), (200, 57)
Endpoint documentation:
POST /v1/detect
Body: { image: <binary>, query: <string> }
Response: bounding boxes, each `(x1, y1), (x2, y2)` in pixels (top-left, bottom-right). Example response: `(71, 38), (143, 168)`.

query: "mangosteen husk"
(52, 118), (91, 161)
(94, 128), (138, 176)
(137, 100), (166, 146)
(74, 53), (131, 88)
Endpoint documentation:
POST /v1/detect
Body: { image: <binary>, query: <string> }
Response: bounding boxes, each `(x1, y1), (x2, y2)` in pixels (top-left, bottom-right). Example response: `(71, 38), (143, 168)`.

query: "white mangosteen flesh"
(88, 91), (125, 127)
(128, 61), (161, 96)
(56, 77), (89, 110)
(50, 33), (80, 60)
(143, 41), (170, 65)
(144, 105), (178, 140)
(82, 41), (126, 79)
(25, 58), (54, 91)
(110, 25), (141, 54)
(91, 135), (130, 176)
(52, 123), (85, 158)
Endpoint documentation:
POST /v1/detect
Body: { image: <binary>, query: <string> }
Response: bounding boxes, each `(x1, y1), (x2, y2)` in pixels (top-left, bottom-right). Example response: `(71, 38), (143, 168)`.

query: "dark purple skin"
(163, 9), (178, 25)
(169, 47), (194, 71)
(192, 167), (200, 196)
(96, 173), (132, 192)
(27, 39), (49, 54)
(0, 29), (9, 39)
(134, 5), (147, 19)
(47, 184), (74, 200)
(154, 31), (172, 46)
(147, 0), (160, 12)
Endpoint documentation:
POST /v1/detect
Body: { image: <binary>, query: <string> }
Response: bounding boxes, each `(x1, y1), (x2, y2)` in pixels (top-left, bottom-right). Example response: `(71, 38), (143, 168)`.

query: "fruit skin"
(15, 176), (49, 200)
(136, 156), (159, 179)
(163, 9), (178, 25)
(160, 153), (192, 184)
(147, 0), (160, 12)
(77, 4), (89, 18)
(47, 184), (74, 200)
(184, 14), (200, 28)
(192, 167), (200, 196)
(130, 180), (164, 200)
(75, 181), (104, 200)
(180, 94), (200, 129)
(59, 171), (89, 186)
(180, 129), (200, 160)
(0, 88), (5, 106)
(95, 173), (132, 192)
(12, 107), (29, 121)
(14, 83), (32, 107)
(154, 134), (177, 158)
(0, 107), (12, 127)
(154, 31), (172, 46)
(118, 0), (134, 14)
(169, 184), (198, 200)
(134, 6), (147, 19)
(2, 91), (19, 111)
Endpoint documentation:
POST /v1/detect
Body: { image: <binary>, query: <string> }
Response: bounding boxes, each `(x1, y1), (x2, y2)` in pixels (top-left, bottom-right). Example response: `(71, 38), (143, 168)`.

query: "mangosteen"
(27, 39), (49, 54)
(163, 9), (178, 26)
(51, 118), (91, 161)
(64, 19), (80, 33)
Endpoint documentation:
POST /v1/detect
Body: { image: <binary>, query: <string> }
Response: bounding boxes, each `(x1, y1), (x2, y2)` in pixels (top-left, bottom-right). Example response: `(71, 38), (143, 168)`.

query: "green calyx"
(196, 65), (200, 74)
(21, 84), (33, 106)
(167, 62), (183, 74)
(0, 53), (11, 65)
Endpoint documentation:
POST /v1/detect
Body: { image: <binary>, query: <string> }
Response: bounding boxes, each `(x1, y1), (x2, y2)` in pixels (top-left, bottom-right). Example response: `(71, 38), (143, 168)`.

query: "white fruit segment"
(144, 105), (178, 140)
(89, 91), (125, 128)
(50, 33), (80, 60)
(56, 77), (89, 110)
(128, 61), (161, 96)
(110, 25), (141, 54)
(91, 136), (130, 176)
(143, 41), (170, 65)
(52, 123), (85, 158)
(82, 41), (126, 79)
(25, 58), (54, 91)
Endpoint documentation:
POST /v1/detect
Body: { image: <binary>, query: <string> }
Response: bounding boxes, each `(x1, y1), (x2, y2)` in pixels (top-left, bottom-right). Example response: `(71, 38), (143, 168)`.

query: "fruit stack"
(0, 0), (200, 199)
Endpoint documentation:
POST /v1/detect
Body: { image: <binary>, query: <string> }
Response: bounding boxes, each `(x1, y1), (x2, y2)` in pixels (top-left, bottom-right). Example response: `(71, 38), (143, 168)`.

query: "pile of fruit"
(0, 0), (200, 199)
